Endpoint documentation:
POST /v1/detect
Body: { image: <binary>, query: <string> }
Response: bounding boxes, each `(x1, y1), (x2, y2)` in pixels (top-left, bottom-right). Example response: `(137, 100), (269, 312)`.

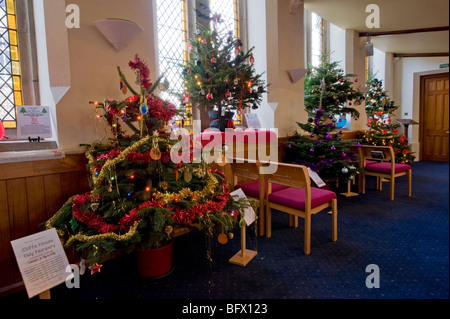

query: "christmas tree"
(182, 5), (267, 131)
(46, 55), (247, 269)
(304, 52), (364, 120)
(361, 76), (415, 164)
(284, 53), (364, 184)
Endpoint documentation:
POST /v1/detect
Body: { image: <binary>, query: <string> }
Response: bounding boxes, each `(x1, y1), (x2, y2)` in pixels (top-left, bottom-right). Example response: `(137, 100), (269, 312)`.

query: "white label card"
(307, 167), (327, 188)
(230, 188), (256, 226)
(244, 113), (261, 130)
(10, 228), (72, 298)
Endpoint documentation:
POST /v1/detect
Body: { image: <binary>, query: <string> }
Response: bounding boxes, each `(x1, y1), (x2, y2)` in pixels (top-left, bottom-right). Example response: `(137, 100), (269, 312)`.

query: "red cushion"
(365, 160), (378, 166)
(268, 187), (336, 211)
(235, 180), (288, 199)
(365, 162), (411, 174)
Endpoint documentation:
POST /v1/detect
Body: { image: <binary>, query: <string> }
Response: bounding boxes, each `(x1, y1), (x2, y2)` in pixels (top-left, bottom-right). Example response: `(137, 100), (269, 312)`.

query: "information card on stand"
(11, 228), (72, 298)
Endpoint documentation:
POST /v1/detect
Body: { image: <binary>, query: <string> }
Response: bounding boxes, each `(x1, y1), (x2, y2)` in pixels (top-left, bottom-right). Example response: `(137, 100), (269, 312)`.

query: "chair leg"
(362, 174), (366, 194)
(331, 199), (337, 242)
(390, 177), (395, 201)
(304, 213), (311, 255)
(258, 202), (265, 236)
(288, 215), (299, 228)
(265, 204), (272, 238)
(408, 170), (412, 197)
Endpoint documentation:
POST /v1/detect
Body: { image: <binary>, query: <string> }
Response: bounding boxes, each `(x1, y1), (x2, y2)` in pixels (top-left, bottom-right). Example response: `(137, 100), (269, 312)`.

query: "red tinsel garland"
(71, 170), (231, 234)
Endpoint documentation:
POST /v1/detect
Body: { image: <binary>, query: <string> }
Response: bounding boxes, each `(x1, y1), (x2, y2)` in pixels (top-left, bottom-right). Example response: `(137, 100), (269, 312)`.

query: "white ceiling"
(304, 0), (449, 55)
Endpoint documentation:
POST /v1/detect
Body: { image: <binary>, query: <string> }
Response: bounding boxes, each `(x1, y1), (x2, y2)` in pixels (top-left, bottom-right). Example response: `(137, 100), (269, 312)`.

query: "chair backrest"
(359, 145), (396, 175)
(228, 158), (261, 186)
(359, 145), (395, 163)
(263, 161), (310, 190)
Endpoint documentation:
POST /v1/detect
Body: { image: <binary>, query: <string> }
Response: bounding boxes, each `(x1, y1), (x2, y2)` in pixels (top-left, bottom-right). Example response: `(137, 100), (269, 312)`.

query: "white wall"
(247, 0), (305, 137)
(52, 0), (157, 151)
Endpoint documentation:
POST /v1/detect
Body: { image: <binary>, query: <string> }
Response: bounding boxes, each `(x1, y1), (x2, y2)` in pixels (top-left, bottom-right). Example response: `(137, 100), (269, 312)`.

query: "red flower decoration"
(129, 55), (152, 91)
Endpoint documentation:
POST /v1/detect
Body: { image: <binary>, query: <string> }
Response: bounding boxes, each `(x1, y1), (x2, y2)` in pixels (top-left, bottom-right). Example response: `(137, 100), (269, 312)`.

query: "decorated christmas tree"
(361, 76), (415, 164)
(284, 53), (364, 184)
(182, 5), (267, 131)
(45, 55), (247, 271)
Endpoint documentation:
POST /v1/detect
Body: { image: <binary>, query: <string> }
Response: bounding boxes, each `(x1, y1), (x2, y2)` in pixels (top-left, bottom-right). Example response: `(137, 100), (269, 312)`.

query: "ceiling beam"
(394, 52), (449, 58)
(359, 26), (449, 37)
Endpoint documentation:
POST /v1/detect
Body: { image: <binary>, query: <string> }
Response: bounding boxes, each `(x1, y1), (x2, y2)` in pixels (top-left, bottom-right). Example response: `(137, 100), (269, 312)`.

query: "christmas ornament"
(183, 93), (191, 104)
(120, 79), (127, 94)
(206, 92), (213, 100)
(184, 170), (193, 183)
(249, 54), (255, 64)
(216, 154), (227, 167)
(187, 42), (193, 54)
(89, 263), (103, 275)
(218, 233), (228, 245)
(150, 147), (161, 161)
(140, 103), (148, 115)
(341, 167), (349, 174)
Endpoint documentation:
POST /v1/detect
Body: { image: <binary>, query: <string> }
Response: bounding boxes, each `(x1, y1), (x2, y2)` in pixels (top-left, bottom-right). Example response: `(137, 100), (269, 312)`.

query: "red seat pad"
(365, 162), (411, 174)
(268, 187), (337, 211)
(365, 160), (378, 166)
(235, 180), (288, 199)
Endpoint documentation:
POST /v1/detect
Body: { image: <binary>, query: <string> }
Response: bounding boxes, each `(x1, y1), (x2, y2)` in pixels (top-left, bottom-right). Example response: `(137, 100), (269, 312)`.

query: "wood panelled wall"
(0, 154), (90, 296)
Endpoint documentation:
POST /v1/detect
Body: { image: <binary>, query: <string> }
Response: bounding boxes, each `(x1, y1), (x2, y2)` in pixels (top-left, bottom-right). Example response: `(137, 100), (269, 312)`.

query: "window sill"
(0, 148), (65, 164)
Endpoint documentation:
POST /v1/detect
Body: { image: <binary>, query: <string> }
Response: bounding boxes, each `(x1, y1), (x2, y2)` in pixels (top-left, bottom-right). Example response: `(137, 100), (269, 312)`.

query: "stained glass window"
(0, 0), (22, 128)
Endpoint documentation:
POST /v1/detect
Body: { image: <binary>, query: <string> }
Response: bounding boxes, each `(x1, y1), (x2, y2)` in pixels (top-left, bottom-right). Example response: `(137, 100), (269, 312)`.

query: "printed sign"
(16, 106), (53, 139)
(307, 167), (326, 188)
(230, 188), (256, 226)
(245, 113), (261, 130)
(11, 228), (72, 298)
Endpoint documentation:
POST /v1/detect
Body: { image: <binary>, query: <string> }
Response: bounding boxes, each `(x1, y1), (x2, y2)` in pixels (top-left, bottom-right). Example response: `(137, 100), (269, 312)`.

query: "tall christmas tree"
(46, 55), (247, 269)
(182, 5), (267, 131)
(361, 76), (415, 164)
(284, 53), (364, 184)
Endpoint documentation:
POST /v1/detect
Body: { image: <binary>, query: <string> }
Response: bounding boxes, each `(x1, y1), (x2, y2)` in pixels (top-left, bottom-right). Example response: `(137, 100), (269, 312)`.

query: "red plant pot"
(135, 241), (174, 279)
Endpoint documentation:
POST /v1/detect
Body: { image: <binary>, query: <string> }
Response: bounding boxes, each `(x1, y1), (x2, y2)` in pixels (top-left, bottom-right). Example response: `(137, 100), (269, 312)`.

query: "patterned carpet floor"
(5, 161), (449, 302)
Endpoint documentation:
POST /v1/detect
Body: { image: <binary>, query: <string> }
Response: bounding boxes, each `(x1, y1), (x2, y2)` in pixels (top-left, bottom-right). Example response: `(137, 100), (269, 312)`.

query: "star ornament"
(89, 263), (103, 275)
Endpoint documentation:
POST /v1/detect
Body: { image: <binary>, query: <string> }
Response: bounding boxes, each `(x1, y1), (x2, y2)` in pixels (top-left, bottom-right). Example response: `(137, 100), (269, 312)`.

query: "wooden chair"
(360, 145), (412, 201)
(263, 162), (337, 255)
(229, 158), (290, 236)
(228, 158), (265, 236)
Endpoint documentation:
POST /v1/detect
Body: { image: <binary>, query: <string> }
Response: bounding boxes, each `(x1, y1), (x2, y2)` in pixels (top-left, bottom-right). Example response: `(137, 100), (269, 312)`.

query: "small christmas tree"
(361, 77), (415, 164)
(284, 53), (364, 184)
(182, 5), (267, 131)
(46, 55), (248, 268)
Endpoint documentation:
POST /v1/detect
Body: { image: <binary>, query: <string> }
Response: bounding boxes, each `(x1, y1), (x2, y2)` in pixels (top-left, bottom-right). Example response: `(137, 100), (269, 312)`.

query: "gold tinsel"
(64, 221), (141, 248)
(89, 136), (153, 189)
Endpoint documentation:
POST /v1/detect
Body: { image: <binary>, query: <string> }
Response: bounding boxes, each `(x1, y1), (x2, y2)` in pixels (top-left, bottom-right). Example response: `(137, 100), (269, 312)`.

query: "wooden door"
(420, 73), (449, 162)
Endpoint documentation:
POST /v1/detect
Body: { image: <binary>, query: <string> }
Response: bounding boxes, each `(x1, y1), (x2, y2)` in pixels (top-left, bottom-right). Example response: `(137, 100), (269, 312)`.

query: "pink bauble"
(0, 120), (5, 140)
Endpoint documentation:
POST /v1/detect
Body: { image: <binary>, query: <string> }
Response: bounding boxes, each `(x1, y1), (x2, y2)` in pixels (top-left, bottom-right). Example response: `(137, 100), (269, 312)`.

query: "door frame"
(419, 71), (449, 161)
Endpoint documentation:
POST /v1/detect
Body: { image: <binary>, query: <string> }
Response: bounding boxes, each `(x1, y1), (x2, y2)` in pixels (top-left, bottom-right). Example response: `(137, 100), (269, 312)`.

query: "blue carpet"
(4, 161), (449, 303)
